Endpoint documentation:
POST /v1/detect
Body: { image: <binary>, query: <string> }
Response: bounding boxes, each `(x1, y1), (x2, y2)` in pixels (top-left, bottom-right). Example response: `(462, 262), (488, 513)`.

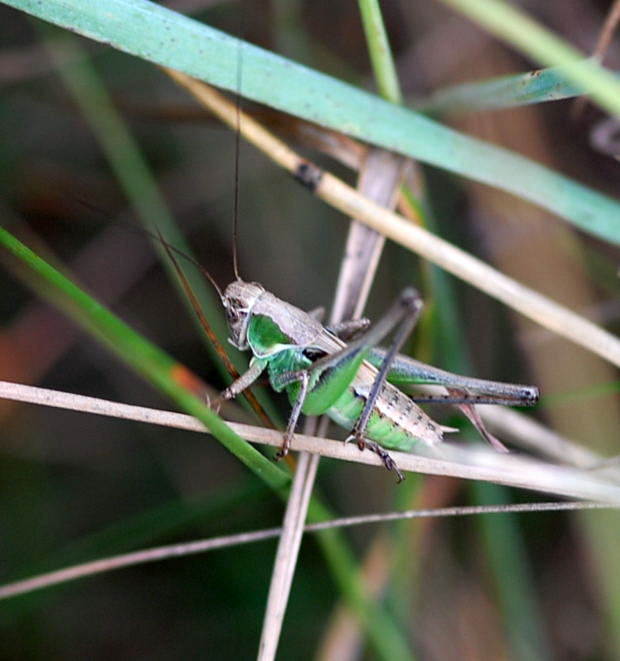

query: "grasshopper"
(209, 276), (539, 481)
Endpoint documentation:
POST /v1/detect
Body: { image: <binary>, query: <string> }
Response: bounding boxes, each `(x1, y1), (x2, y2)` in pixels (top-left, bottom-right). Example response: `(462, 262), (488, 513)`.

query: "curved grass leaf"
(420, 62), (605, 115)
(441, 0), (620, 117)
(0, 225), (289, 491)
(3, 0), (620, 246)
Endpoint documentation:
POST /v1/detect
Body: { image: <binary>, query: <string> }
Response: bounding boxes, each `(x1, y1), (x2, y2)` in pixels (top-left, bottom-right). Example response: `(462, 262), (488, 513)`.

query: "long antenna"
(153, 227), (223, 300)
(231, 8), (244, 281)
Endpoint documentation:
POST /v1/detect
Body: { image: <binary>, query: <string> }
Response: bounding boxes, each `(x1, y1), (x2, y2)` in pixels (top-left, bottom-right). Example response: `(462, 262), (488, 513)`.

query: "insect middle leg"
(273, 288), (424, 478)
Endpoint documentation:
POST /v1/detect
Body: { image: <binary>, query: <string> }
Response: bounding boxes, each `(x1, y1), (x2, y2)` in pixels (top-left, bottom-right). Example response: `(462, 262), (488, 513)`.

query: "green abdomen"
(266, 348), (445, 452)
(327, 378), (444, 452)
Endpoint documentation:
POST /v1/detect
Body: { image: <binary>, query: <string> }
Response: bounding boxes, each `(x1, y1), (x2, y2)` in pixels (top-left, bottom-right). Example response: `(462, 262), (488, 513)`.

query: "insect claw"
(380, 451), (405, 483)
(275, 434), (292, 461)
(380, 445), (402, 480)
(207, 394), (223, 415)
(352, 439), (405, 483)
(393, 466), (405, 483)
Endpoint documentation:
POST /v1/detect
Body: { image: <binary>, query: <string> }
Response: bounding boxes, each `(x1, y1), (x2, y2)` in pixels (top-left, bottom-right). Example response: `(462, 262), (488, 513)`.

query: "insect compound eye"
(226, 297), (243, 312)
(302, 347), (327, 362)
(225, 298), (246, 322)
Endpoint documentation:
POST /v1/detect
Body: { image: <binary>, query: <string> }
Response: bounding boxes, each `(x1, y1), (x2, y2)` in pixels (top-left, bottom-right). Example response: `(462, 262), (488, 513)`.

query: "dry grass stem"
(257, 143), (405, 656)
(0, 500), (611, 603)
(480, 406), (620, 475)
(258, 447), (318, 661)
(3, 380), (620, 503)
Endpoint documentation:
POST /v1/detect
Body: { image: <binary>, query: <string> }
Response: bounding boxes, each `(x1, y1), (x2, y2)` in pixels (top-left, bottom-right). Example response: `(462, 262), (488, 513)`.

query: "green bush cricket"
(162, 234), (539, 482)
(219, 281), (538, 481)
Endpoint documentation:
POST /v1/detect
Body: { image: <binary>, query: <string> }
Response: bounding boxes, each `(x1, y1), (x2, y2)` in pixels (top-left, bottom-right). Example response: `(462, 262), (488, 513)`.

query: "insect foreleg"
(276, 371), (310, 460)
(218, 359), (266, 404)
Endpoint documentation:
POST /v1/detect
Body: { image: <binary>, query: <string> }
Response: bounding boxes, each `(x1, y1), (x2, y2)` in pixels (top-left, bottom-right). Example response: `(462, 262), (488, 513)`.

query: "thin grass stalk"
(3, 496), (607, 602)
(257, 450), (318, 661)
(358, 0), (402, 104)
(2, 381), (620, 501)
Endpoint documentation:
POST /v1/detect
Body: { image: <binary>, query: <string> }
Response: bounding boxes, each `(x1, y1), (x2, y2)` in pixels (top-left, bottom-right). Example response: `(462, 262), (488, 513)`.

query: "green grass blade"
(306, 499), (415, 661)
(3, 0), (620, 245)
(358, 0), (402, 104)
(472, 482), (552, 661)
(0, 225), (289, 491)
(420, 63), (603, 115)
